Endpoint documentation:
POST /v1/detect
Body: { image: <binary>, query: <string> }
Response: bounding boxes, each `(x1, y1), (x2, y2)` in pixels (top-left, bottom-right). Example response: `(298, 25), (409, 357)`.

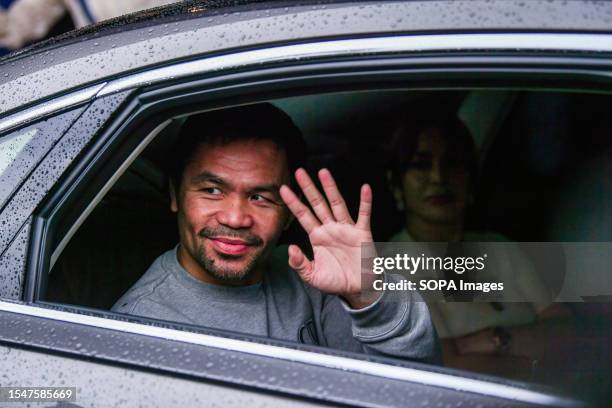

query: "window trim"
(0, 83), (105, 136)
(96, 33), (612, 98)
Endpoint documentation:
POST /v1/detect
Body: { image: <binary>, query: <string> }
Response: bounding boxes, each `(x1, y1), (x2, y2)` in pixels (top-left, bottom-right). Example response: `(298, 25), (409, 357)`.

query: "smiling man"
(112, 103), (439, 363)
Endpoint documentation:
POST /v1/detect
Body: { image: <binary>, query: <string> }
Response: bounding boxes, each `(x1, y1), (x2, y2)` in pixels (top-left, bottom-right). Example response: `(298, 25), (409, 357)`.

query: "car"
(0, 0), (610, 406)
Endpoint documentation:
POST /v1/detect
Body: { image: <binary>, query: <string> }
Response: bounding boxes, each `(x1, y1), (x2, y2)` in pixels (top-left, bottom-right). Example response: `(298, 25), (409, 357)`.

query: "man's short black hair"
(388, 112), (477, 187)
(169, 103), (306, 189)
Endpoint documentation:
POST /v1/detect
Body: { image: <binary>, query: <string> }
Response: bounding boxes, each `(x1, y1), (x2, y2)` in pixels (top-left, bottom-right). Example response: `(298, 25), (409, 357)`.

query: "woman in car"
(386, 111), (575, 380)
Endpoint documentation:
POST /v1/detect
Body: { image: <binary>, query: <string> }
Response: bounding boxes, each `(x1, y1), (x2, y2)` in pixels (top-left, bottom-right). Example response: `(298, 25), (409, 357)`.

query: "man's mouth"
(209, 237), (251, 255)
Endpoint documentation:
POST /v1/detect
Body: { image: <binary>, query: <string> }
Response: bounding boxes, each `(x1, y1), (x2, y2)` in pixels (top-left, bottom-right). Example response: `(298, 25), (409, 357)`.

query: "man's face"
(400, 127), (470, 224)
(171, 139), (291, 285)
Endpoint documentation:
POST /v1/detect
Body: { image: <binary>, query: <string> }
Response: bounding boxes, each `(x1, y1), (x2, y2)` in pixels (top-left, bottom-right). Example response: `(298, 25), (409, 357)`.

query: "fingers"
(356, 184), (373, 231)
(279, 184), (320, 234)
(318, 169), (353, 224)
(294, 168), (334, 224)
(281, 168), (370, 233)
(288, 245), (314, 284)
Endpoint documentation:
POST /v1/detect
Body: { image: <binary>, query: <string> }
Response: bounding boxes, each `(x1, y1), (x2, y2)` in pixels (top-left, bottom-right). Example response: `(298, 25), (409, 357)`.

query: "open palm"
(280, 169), (378, 308)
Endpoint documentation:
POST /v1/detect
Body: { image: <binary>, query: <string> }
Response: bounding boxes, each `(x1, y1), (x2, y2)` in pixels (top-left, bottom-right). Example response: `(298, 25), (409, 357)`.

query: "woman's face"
(400, 127), (471, 225)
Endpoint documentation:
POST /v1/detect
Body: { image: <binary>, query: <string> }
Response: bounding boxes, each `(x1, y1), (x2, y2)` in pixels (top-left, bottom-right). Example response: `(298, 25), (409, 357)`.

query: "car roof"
(1, 0), (612, 116)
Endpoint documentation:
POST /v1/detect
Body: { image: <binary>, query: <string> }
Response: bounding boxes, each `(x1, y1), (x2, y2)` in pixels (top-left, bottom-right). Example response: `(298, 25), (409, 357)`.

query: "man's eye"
(202, 187), (222, 195)
(251, 194), (267, 202)
(251, 194), (275, 204)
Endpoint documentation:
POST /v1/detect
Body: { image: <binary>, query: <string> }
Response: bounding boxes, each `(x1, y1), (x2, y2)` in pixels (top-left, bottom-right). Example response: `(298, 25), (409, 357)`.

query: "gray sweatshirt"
(112, 246), (440, 364)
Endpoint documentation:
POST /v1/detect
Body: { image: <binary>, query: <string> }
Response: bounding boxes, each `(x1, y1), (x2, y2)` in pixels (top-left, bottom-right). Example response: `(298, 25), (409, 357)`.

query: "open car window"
(24, 83), (609, 406)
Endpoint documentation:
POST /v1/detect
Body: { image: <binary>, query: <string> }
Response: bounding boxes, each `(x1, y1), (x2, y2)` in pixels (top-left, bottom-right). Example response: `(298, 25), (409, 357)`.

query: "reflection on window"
(0, 107), (83, 210)
(0, 129), (37, 177)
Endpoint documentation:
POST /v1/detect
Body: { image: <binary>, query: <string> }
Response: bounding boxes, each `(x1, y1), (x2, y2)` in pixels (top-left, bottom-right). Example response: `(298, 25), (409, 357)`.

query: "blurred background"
(0, 0), (178, 57)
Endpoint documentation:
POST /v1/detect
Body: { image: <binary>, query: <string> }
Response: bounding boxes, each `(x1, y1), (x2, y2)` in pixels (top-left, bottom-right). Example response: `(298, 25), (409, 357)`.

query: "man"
(113, 103), (439, 363)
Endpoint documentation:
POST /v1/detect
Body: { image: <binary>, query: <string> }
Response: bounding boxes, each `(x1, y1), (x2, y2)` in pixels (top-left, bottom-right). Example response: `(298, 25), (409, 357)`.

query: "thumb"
(288, 244), (314, 284)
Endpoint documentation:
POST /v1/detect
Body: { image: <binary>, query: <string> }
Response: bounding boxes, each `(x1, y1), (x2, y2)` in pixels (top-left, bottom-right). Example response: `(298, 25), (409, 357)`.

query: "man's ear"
(169, 180), (178, 213)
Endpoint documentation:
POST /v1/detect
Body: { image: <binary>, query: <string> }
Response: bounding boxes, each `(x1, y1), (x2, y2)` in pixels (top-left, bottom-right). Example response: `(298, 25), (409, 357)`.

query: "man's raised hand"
(279, 168), (379, 308)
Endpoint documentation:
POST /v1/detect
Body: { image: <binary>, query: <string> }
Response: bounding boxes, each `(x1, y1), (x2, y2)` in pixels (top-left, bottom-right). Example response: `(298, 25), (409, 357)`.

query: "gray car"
(1, 1), (611, 407)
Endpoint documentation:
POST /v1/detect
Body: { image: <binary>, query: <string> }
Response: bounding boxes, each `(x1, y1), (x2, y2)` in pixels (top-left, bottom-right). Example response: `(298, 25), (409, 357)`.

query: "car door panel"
(0, 344), (323, 408)
(0, 302), (563, 407)
(0, 92), (132, 302)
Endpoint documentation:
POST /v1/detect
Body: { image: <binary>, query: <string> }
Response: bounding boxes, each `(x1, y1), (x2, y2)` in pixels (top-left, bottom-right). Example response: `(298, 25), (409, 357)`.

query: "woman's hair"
(388, 112), (478, 187)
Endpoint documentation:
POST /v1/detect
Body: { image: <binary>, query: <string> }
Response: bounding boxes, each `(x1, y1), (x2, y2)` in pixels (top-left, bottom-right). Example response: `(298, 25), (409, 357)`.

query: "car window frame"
(9, 33), (612, 407)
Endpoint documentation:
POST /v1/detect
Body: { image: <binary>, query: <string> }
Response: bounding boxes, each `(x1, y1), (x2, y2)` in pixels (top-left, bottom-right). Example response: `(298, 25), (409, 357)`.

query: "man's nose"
(216, 196), (254, 229)
(430, 160), (448, 184)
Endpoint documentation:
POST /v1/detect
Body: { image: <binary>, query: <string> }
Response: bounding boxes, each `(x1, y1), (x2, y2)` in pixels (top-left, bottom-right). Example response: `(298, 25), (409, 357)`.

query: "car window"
(0, 108), (84, 213)
(27, 87), (611, 405)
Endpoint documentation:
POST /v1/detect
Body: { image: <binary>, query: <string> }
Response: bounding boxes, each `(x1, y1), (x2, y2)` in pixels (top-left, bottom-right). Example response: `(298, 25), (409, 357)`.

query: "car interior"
(43, 89), (611, 402)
